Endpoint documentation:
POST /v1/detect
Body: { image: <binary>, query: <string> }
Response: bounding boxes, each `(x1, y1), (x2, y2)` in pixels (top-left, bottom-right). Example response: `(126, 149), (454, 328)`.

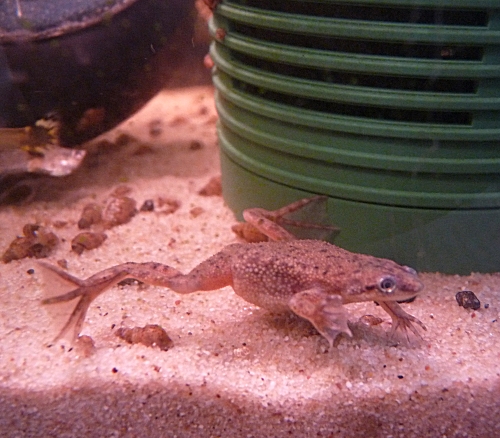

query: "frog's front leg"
(378, 301), (427, 342)
(288, 288), (352, 348)
(40, 250), (234, 341)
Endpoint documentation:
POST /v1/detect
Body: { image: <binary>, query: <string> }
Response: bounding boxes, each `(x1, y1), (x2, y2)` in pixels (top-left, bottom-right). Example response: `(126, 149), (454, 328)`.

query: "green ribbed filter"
(211, 0), (500, 273)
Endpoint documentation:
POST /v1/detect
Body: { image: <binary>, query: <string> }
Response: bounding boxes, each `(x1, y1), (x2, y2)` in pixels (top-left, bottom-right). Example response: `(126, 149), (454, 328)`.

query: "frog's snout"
(402, 273), (424, 296)
(400, 266), (423, 292)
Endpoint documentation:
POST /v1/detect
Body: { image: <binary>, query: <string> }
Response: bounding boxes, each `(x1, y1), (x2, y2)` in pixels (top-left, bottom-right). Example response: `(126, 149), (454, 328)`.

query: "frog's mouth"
(396, 295), (418, 304)
(373, 292), (420, 307)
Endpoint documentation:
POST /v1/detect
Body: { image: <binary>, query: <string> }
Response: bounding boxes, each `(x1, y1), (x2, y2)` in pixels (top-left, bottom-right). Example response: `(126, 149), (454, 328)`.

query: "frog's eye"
(377, 276), (397, 294)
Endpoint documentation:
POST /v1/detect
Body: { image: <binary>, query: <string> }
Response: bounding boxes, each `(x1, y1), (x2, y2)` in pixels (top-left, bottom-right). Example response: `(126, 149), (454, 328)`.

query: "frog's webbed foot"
(39, 262), (131, 342)
(288, 288), (352, 348)
(39, 261), (182, 342)
(378, 301), (427, 343)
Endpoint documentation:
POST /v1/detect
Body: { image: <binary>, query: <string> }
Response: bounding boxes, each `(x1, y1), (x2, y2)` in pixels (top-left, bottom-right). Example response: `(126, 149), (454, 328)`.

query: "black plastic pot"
(0, 0), (197, 146)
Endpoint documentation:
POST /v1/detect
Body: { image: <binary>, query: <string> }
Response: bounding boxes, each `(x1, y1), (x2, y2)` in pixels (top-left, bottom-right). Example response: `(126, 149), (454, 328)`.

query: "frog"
(41, 196), (425, 347)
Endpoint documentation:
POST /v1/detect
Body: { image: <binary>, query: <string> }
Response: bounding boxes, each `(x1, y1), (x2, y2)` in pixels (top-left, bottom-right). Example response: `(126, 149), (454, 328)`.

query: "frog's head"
(344, 260), (423, 304)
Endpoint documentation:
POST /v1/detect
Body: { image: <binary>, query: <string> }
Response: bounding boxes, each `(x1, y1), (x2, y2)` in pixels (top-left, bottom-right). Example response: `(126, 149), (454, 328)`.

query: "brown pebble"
(114, 133), (133, 148)
(2, 224), (59, 263)
(102, 196), (137, 229)
(148, 119), (163, 137)
(71, 232), (107, 255)
(23, 224), (40, 237)
(2, 237), (33, 263)
(115, 324), (173, 351)
(455, 290), (481, 311)
(57, 259), (68, 269)
(189, 140), (204, 151)
(73, 335), (96, 358)
(78, 203), (103, 229)
(157, 197), (181, 215)
(190, 206), (205, 218)
(198, 175), (222, 197)
(140, 199), (155, 212)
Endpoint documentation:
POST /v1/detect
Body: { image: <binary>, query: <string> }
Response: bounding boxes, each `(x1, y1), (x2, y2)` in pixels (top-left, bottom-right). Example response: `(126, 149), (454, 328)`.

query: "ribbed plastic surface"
(211, 0), (500, 273)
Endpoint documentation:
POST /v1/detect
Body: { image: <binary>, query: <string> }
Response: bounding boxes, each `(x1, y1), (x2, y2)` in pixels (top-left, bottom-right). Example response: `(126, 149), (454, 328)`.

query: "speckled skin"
(227, 240), (422, 310)
(41, 239), (425, 346)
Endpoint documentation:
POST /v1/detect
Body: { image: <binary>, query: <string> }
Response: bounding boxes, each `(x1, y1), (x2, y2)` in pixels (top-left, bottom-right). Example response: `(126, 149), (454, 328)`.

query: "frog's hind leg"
(39, 251), (235, 342)
(39, 261), (183, 342)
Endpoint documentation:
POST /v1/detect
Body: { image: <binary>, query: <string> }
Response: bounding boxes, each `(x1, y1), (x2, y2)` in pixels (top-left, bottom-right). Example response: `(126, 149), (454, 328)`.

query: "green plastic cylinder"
(211, 0), (500, 274)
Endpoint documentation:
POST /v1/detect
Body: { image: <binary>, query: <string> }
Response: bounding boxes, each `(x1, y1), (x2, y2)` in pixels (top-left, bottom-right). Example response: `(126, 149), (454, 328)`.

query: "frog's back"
(229, 240), (357, 311)
(231, 239), (364, 277)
